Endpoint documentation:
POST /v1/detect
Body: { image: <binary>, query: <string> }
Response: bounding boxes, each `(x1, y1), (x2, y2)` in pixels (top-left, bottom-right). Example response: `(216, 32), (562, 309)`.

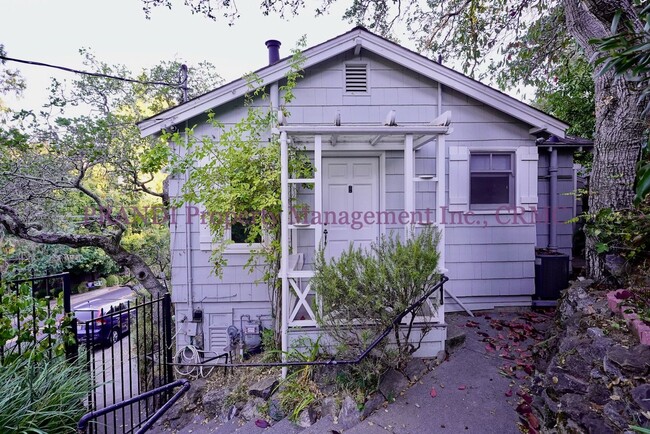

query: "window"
(230, 220), (262, 244)
(470, 152), (514, 209)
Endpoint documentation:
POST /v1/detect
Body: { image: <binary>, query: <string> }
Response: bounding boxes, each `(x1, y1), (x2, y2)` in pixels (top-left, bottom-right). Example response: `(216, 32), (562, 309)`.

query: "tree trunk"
(564, 0), (646, 279)
(0, 205), (167, 297)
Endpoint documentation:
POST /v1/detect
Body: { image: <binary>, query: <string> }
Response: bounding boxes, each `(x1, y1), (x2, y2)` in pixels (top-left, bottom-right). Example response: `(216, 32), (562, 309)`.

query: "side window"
(470, 152), (514, 209)
(230, 221), (262, 244)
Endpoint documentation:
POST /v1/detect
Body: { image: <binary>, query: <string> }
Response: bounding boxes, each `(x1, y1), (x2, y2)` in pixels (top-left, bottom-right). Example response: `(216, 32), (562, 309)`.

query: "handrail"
(169, 274), (449, 369)
(77, 379), (190, 434)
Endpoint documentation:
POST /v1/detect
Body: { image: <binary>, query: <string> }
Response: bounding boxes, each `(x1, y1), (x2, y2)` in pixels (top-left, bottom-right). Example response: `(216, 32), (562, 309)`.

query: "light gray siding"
(168, 48), (572, 352)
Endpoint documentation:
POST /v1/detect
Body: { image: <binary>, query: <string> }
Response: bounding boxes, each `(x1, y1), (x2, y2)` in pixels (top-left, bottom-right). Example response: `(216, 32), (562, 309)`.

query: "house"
(138, 27), (590, 362)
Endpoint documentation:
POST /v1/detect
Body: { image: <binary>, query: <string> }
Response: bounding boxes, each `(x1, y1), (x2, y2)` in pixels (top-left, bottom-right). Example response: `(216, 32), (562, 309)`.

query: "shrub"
(312, 227), (441, 374)
(0, 355), (90, 433)
(105, 274), (119, 287)
(75, 282), (88, 294)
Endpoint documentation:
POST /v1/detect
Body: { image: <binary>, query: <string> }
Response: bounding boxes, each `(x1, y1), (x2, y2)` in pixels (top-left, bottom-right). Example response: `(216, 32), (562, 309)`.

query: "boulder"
(631, 384), (650, 412)
(402, 358), (428, 381)
(248, 376), (279, 400)
(319, 396), (339, 419)
(338, 395), (362, 430)
(606, 345), (650, 375)
(378, 368), (409, 400)
(296, 407), (317, 428)
(268, 398), (285, 422)
(361, 392), (385, 419)
(201, 386), (230, 417)
(239, 397), (265, 421)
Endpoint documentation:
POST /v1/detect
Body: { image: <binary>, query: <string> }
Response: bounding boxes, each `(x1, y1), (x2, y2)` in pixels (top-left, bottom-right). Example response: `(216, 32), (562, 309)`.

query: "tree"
(0, 49), (222, 297)
(140, 0), (648, 279)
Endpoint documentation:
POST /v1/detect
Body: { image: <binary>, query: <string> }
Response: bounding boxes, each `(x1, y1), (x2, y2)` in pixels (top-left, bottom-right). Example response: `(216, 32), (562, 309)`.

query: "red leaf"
(505, 389), (513, 397)
(497, 333), (506, 340)
(485, 343), (496, 353)
(477, 331), (489, 338)
(523, 364), (534, 375)
(430, 387), (437, 398)
(516, 402), (532, 415)
(458, 385), (466, 390)
(517, 391), (533, 404)
(526, 413), (540, 430)
(255, 419), (270, 428)
(466, 320), (480, 328)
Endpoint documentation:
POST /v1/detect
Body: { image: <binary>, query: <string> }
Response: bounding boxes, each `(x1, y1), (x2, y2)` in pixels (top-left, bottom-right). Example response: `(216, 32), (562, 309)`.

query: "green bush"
(0, 355), (90, 433)
(105, 274), (120, 287)
(75, 282), (88, 294)
(312, 227), (441, 373)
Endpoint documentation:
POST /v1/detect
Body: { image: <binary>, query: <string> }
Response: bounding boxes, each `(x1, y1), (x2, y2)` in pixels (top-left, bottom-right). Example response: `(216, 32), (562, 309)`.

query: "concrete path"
(348, 311), (550, 434)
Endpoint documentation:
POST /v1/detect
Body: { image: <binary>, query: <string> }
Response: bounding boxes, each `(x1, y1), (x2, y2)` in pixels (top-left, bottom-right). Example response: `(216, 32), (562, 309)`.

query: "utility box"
(535, 253), (569, 300)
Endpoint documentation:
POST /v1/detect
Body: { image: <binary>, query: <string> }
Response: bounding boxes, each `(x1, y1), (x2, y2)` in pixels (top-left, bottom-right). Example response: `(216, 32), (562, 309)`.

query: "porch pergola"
(278, 113), (452, 377)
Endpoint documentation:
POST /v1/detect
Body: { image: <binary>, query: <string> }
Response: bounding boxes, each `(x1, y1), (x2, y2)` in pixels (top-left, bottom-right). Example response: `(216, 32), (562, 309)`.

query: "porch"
(277, 112), (452, 375)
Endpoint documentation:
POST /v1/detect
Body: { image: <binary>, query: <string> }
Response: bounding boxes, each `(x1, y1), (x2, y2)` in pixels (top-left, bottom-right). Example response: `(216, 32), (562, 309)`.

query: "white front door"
(322, 157), (380, 260)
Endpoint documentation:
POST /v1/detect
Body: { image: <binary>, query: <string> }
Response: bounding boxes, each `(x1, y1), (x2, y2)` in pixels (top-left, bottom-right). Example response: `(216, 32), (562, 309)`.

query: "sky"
(1, 0), (532, 113)
(0, 0), (371, 111)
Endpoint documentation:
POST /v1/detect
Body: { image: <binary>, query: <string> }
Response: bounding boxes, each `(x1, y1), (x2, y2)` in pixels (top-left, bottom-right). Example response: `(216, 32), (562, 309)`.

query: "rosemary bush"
(312, 227), (442, 385)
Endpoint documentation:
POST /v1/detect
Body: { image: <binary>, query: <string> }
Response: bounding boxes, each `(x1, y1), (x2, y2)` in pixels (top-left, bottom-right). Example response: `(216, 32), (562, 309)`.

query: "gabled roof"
(137, 27), (569, 138)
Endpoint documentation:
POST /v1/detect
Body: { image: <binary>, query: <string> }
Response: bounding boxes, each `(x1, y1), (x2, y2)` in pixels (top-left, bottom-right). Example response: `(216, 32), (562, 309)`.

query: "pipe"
(184, 121), (194, 331)
(265, 40), (281, 65)
(548, 146), (558, 251)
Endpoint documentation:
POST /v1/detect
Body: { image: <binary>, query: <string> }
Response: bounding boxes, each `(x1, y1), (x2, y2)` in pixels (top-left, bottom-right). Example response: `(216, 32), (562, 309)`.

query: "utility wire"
(0, 55), (182, 88)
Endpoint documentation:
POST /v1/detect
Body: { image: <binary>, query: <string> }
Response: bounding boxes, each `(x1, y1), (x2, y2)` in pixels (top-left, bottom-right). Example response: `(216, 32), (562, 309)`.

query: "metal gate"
(77, 293), (174, 434)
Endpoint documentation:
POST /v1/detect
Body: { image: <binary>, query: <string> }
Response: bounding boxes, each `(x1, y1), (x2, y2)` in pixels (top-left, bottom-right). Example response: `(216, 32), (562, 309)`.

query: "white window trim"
(448, 145), (538, 215)
(469, 151), (515, 211)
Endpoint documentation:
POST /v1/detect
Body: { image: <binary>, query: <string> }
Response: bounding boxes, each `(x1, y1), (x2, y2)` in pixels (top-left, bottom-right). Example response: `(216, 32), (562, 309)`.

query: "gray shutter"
(516, 146), (539, 207)
(448, 146), (470, 212)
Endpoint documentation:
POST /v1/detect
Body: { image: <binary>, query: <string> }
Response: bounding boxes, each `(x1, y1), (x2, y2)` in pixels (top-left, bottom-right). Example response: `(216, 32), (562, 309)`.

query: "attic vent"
(345, 64), (367, 93)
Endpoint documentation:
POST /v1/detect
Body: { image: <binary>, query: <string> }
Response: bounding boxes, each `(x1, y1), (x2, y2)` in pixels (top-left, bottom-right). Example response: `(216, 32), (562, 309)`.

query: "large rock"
(631, 384), (650, 412)
(239, 397), (265, 421)
(606, 345), (650, 375)
(296, 407), (317, 428)
(401, 358), (428, 381)
(338, 395), (362, 430)
(319, 396), (339, 419)
(248, 376), (279, 400)
(378, 368), (409, 400)
(201, 386), (230, 417)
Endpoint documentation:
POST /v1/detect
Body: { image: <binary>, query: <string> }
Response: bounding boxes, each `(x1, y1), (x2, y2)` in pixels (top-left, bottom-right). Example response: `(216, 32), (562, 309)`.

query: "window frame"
(469, 152), (515, 210)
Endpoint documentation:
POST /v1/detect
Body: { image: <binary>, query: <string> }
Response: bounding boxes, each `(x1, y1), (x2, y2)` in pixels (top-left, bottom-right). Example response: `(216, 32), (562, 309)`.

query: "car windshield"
(75, 310), (101, 322)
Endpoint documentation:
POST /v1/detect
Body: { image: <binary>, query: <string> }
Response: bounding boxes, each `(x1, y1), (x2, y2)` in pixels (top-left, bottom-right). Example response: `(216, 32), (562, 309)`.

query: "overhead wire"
(0, 54), (183, 88)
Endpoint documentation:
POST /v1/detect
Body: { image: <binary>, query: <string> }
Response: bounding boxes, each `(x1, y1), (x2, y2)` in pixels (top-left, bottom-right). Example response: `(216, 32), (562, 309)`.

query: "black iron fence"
(0, 272), (73, 363)
(78, 293), (174, 434)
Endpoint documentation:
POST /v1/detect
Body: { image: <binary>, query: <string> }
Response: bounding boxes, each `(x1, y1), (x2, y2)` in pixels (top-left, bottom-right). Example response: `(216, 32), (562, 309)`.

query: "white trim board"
(138, 28), (568, 138)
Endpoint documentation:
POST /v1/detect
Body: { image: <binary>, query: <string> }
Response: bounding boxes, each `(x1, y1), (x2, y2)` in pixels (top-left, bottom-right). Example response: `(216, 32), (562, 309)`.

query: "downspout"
(184, 122), (194, 321)
(548, 145), (558, 251)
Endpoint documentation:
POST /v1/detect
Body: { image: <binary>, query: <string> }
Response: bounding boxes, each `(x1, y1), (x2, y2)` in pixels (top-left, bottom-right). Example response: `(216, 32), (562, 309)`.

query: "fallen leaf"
(466, 320), (480, 328)
(485, 343), (496, 353)
(517, 391), (533, 404)
(516, 402), (532, 415)
(255, 419), (269, 428)
(430, 387), (437, 398)
(526, 413), (540, 430)
(458, 385), (466, 390)
(505, 389), (513, 397)
(610, 394), (621, 401)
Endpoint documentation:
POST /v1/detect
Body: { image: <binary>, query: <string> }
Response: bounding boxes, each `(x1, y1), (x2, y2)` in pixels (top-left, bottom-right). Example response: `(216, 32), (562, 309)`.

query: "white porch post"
(280, 131), (289, 379)
(436, 134), (447, 273)
(314, 135), (323, 248)
(404, 134), (415, 239)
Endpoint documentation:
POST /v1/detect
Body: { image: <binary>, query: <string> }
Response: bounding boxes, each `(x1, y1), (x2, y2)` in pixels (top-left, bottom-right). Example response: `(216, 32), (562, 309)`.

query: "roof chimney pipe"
(265, 40), (281, 65)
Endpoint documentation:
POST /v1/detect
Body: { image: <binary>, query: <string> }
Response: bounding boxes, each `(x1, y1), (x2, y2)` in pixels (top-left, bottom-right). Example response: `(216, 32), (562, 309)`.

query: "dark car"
(74, 299), (132, 346)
